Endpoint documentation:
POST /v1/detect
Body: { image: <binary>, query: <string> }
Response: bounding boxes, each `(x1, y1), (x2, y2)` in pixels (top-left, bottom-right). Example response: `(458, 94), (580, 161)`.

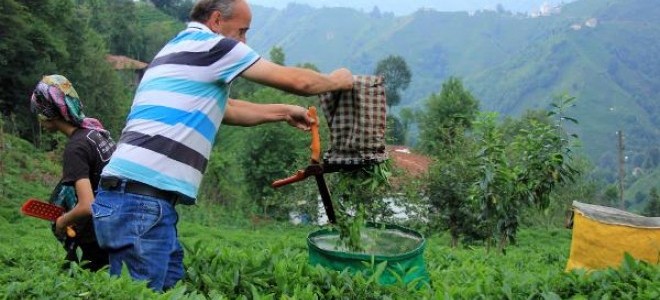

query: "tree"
(386, 115), (405, 145)
(504, 110), (589, 228)
(150, 0), (194, 21)
(501, 109), (552, 142)
(374, 55), (411, 109)
(469, 112), (516, 252)
(369, 6), (382, 18)
(415, 77), (480, 247)
(199, 141), (248, 208)
(426, 126), (479, 248)
(603, 185), (619, 206)
(239, 89), (309, 218)
(79, 0), (144, 59)
(394, 107), (416, 146)
(469, 96), (580, 252)
(0, 0), (131, 142)
(269, 46), (286, 66)
(643, 188), (660, 217)
(417, 77), (479, 154)
(642, 147), (659, 169)
(296, 62), (320, 72)
(525, 156), (598, 228)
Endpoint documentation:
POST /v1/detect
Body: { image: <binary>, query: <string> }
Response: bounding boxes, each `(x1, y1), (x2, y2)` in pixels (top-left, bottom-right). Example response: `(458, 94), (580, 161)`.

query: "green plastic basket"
(307, 223), (429, 286)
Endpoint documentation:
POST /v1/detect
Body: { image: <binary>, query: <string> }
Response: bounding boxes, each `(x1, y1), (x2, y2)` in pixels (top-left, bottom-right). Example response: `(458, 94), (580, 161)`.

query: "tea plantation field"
(1, 201), (658, 299)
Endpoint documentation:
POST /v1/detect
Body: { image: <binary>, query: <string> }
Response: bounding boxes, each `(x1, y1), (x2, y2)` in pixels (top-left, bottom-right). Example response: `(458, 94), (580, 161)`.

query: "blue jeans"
(92, 183), (184, 291)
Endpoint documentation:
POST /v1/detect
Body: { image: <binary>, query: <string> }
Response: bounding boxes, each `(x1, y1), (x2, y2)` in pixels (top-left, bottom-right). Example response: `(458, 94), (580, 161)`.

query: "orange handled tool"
(271, 164), (324, 188)
(271, 106), (336, 223)
(308, 106), (321, 163)
(271, 170), (307, 189)
(21, 199), (76, 238)
(272, 106), (324, 188)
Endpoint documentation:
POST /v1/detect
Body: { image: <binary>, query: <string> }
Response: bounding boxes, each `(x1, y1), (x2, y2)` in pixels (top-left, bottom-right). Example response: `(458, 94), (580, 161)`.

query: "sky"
(247, 0), (576, 16)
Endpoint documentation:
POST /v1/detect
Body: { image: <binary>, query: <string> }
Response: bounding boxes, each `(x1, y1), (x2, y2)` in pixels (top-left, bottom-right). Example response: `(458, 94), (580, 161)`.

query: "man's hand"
(285, 105), (314, 131)
(329, 68), (354, 91)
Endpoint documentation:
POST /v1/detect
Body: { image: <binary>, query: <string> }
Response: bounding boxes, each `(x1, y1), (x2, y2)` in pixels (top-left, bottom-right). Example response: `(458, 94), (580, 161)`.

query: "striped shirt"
(102, 22), (261, 204)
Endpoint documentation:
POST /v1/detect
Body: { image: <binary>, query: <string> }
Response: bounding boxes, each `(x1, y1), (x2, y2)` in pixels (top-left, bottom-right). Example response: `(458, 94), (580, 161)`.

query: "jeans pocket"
(135, 198), (163, 237)
(92, 201), (113, 218)
(91, 200), (116, 249)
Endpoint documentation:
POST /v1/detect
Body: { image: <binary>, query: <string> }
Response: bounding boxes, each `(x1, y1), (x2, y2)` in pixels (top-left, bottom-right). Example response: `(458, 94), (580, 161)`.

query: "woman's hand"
(54, 215), (68, 238)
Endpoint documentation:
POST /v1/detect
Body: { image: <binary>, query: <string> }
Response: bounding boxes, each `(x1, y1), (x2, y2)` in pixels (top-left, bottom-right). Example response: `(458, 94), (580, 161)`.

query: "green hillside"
(2, 0), (656, 209)
(467, 0), (660, 165)
(249, 0), (659, 173)
(626, 167), (660, 210)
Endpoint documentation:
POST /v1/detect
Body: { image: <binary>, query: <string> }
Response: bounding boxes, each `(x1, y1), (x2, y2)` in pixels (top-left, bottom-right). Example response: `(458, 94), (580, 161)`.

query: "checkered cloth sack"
(319, 75), (388, 166)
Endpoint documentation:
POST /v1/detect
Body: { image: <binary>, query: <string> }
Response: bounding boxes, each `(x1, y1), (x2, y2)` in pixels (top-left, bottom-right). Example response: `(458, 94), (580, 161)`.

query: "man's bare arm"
(240, 59), (353, 96)
(222, 99), (312, 130)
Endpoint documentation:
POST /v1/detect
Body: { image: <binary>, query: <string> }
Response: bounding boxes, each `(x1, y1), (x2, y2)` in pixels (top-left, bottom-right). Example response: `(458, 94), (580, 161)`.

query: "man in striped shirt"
(91, 0), (353, 291)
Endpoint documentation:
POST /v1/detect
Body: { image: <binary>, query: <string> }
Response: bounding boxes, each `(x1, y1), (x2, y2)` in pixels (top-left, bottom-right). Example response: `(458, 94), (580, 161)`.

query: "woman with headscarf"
(30, 74), (116, 271)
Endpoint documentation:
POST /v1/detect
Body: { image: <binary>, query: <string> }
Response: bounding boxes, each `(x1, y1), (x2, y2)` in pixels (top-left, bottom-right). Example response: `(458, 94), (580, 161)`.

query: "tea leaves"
(2, 217), (658, 299)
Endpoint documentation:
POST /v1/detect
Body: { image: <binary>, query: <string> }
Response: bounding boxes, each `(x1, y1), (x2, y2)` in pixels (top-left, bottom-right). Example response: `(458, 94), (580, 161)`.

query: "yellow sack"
(566, 201), (660, 271)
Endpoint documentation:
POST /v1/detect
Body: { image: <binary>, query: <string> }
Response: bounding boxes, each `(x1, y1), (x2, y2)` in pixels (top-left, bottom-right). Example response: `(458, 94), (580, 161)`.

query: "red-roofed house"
(105, 55), (148, 86)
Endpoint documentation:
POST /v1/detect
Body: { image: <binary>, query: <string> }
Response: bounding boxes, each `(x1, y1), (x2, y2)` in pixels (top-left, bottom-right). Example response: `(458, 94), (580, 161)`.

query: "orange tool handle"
(66, 226), (76, 238)
(272, 170), (307, 188)
(308, 106), (321, 163)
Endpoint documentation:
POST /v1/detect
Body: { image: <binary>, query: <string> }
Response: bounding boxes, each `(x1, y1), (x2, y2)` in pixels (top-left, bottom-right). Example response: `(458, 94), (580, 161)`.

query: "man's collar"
(187, 21), (213, 33)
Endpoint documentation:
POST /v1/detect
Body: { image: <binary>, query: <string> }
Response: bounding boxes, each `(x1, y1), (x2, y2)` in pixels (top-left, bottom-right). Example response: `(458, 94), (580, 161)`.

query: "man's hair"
(190, 0), (238, 23)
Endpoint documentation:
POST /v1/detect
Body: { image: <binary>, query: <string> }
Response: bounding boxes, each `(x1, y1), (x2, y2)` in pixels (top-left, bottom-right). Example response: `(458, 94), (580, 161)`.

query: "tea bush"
(1, 135), (657, 299)
(2, 215), (658, 299)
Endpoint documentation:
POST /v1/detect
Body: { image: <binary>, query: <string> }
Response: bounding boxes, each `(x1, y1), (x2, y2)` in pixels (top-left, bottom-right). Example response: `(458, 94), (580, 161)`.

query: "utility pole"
(617, 130), (625, 209)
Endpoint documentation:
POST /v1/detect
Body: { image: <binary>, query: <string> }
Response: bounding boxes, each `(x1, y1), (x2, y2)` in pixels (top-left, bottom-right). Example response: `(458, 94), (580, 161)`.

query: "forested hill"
(247, 0), (659, 171)
(0, 0), (657, 196)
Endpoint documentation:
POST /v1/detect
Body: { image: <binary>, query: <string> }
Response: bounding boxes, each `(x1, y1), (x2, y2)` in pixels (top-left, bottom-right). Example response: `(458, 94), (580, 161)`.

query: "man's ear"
(210, 10), (221, 21)
(207, 10), (223, 31)
(214, 10), (229, 22)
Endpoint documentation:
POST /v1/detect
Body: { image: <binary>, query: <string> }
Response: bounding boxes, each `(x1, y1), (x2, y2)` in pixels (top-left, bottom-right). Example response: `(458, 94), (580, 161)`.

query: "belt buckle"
(101, 177), (121, 190)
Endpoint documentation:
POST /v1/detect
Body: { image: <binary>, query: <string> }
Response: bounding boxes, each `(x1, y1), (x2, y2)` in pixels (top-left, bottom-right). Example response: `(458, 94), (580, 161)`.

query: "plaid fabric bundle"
(319, 75), (388, 165)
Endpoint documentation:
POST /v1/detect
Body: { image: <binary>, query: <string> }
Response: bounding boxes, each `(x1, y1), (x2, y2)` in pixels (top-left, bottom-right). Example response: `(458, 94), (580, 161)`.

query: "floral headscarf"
(30, 75), (109, 136)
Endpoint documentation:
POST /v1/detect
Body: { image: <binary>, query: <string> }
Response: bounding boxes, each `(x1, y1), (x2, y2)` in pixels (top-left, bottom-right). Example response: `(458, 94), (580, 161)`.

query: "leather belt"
(100, 177), (178, 206)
